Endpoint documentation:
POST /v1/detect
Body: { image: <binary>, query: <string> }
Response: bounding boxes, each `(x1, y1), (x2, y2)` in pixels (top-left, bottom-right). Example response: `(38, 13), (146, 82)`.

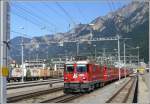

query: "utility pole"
(19, 26), (25, 82)
(124, 41), (126, 78)
(65, 50), (67, 62)
(136, 46), (140, 66)
(103, 48), (106, 57)
(89, 24), (94, 40)
(117, 35), (121, 80)
(0, 1), (9, 103)
(149, 1), (150, 103)
(76, 42), (79, 56)
(21, 37), (24, 82)
(76, 24), (94, 56)
(93, 44), (96, 60)
(36, 47), (38, 62)
(103, 48), (106, 64)
(19, 27), (24, 82)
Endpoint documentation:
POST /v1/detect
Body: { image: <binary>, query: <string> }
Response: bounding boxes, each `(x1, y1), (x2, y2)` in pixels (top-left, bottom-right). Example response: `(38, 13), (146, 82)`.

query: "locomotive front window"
(77, 65), (87, 73)
(66, 65), (74, 73)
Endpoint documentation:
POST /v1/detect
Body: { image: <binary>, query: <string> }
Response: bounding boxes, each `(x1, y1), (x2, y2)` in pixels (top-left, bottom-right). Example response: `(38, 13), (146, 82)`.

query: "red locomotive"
(64, 58), (130, 93)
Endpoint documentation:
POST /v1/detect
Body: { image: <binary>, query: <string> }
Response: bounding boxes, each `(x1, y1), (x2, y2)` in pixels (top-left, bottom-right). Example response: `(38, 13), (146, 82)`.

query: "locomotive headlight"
(82, 77), (86, 80)
(73, 74), (77, 79)
(65, 77), (68, 80)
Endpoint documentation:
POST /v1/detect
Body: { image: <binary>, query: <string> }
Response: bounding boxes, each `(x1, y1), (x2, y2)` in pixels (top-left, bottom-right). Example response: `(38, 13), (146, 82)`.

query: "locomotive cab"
(64, 60), (100, 93)
(64, 64), (88, 81)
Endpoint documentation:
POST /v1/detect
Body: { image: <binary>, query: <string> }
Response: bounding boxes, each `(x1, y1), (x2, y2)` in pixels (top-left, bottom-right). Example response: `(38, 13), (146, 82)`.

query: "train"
(63, 59), (131, 93)
(7, 60), (63, 82)
(7, 67), (63, 82)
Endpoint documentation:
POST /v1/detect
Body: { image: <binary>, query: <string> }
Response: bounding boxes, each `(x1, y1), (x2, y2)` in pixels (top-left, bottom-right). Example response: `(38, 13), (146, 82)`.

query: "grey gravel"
(7, 82), (63, 95)
(70, 78), (130, 104)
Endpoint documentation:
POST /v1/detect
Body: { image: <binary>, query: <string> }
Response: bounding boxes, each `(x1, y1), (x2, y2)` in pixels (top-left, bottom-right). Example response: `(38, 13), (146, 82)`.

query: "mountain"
(10, 1), (149, 63)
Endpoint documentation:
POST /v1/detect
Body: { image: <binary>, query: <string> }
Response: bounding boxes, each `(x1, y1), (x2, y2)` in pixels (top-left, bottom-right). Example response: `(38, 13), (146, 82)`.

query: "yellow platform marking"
(0, 67), (9, 77)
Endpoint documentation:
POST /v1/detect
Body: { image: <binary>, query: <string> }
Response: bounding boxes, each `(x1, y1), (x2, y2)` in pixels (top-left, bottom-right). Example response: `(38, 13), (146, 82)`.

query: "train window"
(66, 65), (74, 73)
(146, 68), (149, 73)
(77, 65), (87, 73)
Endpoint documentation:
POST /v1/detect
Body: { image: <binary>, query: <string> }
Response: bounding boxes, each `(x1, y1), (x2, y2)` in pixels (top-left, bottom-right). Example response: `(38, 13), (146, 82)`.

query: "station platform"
(138, 74), (150, 103)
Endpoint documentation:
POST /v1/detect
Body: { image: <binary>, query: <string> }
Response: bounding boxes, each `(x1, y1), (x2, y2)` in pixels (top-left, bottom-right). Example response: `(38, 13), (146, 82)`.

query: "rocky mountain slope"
(10, 1), (149, 63)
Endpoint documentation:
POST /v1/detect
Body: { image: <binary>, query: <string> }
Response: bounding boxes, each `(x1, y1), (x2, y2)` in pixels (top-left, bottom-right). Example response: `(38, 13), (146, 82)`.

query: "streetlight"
(19, 27), (24, 82)
(117, 35), (121, 80)
(93, 44), (96, 60)
(114, 15), (122, 81)
(89, 23), (94, 40)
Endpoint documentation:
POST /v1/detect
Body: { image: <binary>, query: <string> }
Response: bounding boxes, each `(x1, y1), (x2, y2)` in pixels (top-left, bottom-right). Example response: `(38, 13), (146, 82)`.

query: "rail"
(7, 86), (63, 103)
(7, 78), (63, 86)
(7, 80), (63, 90)
(106, 76), (137, 103)
(40, 94), (83, 103)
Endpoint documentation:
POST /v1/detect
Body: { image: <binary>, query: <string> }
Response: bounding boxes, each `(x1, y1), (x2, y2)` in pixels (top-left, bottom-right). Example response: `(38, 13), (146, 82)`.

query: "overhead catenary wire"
(9, 44), (21, 51)
(12, 5), (44, 25)
(11, 30), (33, 38)
(43, 2), (70, 24)
(10, 3), (43, 27)
(107, 0), (114, 12)
(13, 6), (55, 33)
(10, 31), (41, 47)
(125, 44), (137, 49)
(22, 3), (57, 28)
(117, 0), (122, 8)
(11, 12), (54, 34)
(75, 3), (88, 23)
(11, 12), (43, 29)
(110, 0), (116, 11)
(11, 32), (53, 48)
(10, 3), (55, 33)
(55, 2), (76, 27)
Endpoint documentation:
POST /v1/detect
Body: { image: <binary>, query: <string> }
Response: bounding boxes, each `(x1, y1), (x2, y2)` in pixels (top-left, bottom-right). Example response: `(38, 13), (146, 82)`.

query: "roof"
(76, 60), (90, 64)
(65, 60), (92, 65)
(65, 61), (75, 64)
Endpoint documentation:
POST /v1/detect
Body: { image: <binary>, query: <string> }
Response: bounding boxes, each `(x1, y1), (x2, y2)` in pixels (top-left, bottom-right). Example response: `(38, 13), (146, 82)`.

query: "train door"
(96, 65), (100, 80)
(99, 65), (104, 81)
(87, 64), (92, 82)
(103, 65), (107, 81)
(92, 65), (97, 81)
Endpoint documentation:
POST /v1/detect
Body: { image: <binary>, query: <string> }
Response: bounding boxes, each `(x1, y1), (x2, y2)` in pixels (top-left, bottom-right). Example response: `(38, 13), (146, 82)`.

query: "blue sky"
(10, 0), (131, 39)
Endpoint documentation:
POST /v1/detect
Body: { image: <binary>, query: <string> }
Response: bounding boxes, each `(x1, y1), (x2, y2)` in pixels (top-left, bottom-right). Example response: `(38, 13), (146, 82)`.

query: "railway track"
(7, 80), (63, 90)
(106, 76), (137, 103)
(7, 77), (132, 103)
(7, 78), (63, 86)
(7, 86), (63, 103)
(40, 94), (83, 103)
